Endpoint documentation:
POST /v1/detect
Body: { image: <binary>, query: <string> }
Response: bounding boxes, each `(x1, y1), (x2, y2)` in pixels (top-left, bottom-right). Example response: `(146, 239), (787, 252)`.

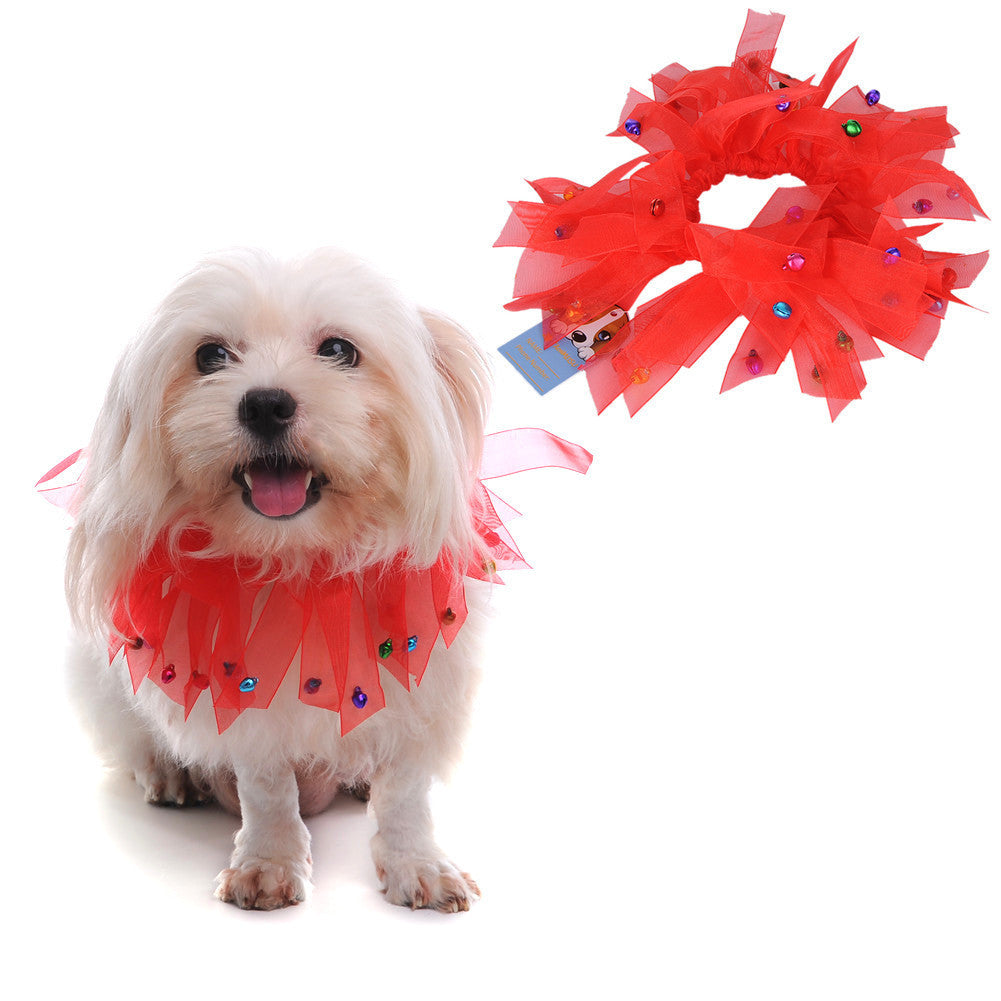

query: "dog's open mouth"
(233, 458), (326, 519)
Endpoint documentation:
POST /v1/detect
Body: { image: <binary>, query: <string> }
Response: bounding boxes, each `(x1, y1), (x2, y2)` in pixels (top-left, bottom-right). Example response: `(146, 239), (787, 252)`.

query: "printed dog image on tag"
(555, 307), (629, 362)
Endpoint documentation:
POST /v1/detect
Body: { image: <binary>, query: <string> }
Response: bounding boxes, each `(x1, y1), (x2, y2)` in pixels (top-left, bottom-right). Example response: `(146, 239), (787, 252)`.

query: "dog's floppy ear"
(420, 309), (490, 476)
(66, 326), (182, 639)
(405, 309), (491, 567)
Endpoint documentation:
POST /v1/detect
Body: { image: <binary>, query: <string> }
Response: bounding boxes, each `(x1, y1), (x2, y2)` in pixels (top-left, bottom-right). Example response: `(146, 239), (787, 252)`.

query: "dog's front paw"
(215, 858), (312, 910)
(372, 838), (479, 912)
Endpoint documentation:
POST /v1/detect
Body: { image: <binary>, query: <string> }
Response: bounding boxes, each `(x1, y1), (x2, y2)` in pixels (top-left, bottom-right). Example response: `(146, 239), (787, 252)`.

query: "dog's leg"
(215, 764), (312, 910)
(369, 767), (479, 912)
(68, 646), (205, 806)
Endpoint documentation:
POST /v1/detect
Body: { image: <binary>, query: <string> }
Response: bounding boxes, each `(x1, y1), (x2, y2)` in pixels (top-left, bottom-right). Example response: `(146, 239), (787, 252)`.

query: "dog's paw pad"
(376, 854), (479, 913)
(215, 860), (310, 910)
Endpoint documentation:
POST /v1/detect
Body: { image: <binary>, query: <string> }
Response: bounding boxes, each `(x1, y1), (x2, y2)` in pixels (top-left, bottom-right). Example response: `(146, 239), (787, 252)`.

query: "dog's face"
(156, 251), (456, 566)
(69, 249), (489, 629)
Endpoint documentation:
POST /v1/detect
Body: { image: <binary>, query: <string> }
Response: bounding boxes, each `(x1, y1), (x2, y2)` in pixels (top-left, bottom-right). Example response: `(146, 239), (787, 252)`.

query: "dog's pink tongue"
(251, 467), (308, 518)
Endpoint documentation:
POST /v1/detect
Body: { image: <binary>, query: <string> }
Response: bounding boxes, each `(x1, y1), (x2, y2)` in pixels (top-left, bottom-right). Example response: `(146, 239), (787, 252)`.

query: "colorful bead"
(223, 661), (237, 676)
(132, 636), (144, 649)
(776, 100), (790, 112)
(913, 198), (933, 215)
(351, 686), (368, 709)
(304, 678), (322, 694)
(882, 293), (899, 308)
(837, 331), (854, 352)
(442, 607), (456, 624)
(562, 187), (576, 200)
(407, 635), (418, 652)
(624, 118), (641, 136)
(630, 367), (650, 384)
(554, 226), (568, 239)
(842, 120), (862, 137)
(811, 366), (821, 383)
(865, 89), (881, 106)
(946, 187), (961, 200)
(191, 672), (210, 690)
(161, 665), (176, 683)
(942, 267), (958, 289)
(785, 205), (803, 223)
(649, 198), (665, 217)
(238, 677), (258, 693)
(483, 559), (497, 575)
(378, 638), (393, 659)
(745, 350), (763, 376)
(784, 252), (805, 271)
(927, 298), (944, 313)
(772, 301), (792, 319)
(883, 247), (901, 265)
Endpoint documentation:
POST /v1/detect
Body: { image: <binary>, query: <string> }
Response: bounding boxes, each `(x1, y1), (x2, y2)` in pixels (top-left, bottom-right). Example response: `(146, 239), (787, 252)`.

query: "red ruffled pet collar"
(496, 10), (988, 419)
(39, 429), (591, 735)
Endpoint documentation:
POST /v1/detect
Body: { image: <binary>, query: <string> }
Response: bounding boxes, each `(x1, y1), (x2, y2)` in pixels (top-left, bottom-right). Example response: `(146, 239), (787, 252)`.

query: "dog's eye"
(195, 343), (230, 374)
(317, 337), (359, 367)
(570, 331), (586, 343)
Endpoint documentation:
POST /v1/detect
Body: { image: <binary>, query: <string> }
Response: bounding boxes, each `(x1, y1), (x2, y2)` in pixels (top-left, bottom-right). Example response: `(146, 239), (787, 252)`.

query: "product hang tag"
(498, 322), (583, 395)
(498, 307), (629, 395)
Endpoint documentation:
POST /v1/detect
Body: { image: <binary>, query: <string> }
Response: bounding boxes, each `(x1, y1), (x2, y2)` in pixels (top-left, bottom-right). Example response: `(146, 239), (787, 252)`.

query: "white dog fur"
(65, 247), (490, 911)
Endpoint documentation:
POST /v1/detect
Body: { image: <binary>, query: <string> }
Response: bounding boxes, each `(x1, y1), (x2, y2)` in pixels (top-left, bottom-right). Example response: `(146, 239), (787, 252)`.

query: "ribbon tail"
(36, 449), (86, 512)
(478, 429), (593, 481)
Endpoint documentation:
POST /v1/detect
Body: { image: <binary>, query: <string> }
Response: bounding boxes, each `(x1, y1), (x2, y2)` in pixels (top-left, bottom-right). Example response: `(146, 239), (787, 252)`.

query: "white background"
(3, 1), (998, 998)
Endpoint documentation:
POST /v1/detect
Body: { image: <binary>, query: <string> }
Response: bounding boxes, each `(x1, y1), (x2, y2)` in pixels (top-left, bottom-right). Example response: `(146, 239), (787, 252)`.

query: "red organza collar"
(40, 429), (592, 735)
(109, 531), (484, 735)
(496, 11), (987, 420)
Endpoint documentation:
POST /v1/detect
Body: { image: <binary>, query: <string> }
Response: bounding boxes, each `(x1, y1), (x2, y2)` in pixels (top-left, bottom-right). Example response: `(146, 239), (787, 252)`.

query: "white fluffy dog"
(66, 247), (491, 911)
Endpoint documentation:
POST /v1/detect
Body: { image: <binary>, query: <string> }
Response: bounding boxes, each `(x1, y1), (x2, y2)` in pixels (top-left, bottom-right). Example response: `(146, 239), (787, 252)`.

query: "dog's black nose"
(238, 388), (298, 440)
